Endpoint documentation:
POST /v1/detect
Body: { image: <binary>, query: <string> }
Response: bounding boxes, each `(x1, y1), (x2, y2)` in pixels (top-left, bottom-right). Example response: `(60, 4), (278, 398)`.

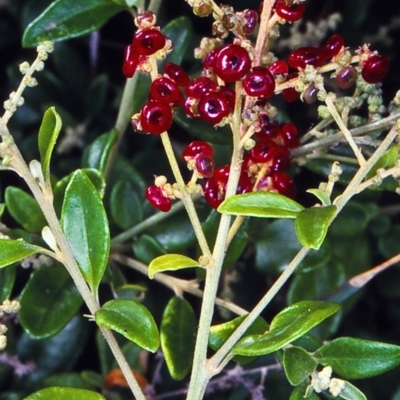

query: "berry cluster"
(126, 4), (391, 213)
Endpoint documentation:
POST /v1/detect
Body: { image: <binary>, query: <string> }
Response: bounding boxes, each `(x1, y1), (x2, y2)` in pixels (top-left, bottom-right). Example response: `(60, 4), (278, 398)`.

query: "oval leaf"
(283, 346), (317, 386)
(218, 192), (304, 219)
(22, 0), (124, 47)
(233, 301), (340, 356)
(19, 266), (83, 339)
(23, 387), (105, 400)
(148, 254), (199, 279)
(160, 297), (196, 380)
(38, 107), (62, 183)
(95, 299), (159, 353)
(313, 337), (400, 379)
(5, 187), (47, 233)
(0, 240), (44, 268)
(295, 205), (337, 250)
(61, 170), (110, 294)
(82, 129), (118, 175)
(337, 381), (367, 400)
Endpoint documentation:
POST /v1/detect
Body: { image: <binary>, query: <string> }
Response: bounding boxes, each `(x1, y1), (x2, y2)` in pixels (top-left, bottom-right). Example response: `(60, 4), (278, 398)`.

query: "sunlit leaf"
(148, 254), (199, 279)
(0, 240), (44, 268)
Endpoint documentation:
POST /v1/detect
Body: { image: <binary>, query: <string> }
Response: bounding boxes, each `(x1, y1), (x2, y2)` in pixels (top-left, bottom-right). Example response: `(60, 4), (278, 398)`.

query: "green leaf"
(23, 387), (105, 400)
(283, 346), (317, 385)
(82, 129), (119, 175)
(95, 299), (159, 353)
(218, 192), (304, 219)
(61, 170), (110, 294)
(0, 266), (16, 302)
(5, 187), (47, 233)
(307, 189), (331, 206)
(22, 0), (124, 47)
(336, 381), (367, 400)
(254, 219), (302, 275)
(110, 180), (143, 230)
(366, 144), (399, 181)
(295, 206), (337, 249)
(160, 297), (196, 380)
(16, 315), (89, 391)
(290, 382), (321, 400)
(148, 254), (199, 279)
(0, 240), (43, 268)
(133, 234), (167, 265)
(209, 315), (269, 364)
(233, 301), (340, 356)
(313, 337), (400, 379)
(38, 107), (62, 183)
(19, 266), (83, 339)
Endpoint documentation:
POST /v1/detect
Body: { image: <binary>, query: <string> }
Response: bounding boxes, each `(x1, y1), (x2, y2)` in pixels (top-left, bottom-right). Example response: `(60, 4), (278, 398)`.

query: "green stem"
(160, 133), (212, 259)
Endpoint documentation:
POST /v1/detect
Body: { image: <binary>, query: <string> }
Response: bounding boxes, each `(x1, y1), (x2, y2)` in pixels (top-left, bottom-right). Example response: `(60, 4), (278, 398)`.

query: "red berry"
(271, 172), (297, 198)
(214, 44), (251, 82)
(243, 67), (276, 99)
(150, 77), (181, 105)
(255, 118), (280, 141)
(288, 47), (326, 70)
(122, 45), (140, 78)
(275, 0), (305, 22)
(203, 166), (251, 209)
(249, 139), (277, 163)
(268, 146), (291, 172)
(198, 92), (231, 124)
(282, 87), (298, 102)
(269, 60), (289, 76)
(145, 185), (171, 212)
(186, 76), (218, 99)
(336, 66), (357, 89)
(278, 123), (299, 148)
(182, 141), (214, 160)
(242, 9), (259, 35)
(361, 54), (390, 84)
(203, 48), (220, 70)
(164, 62), (190, 87)
(132, 28), (166, 56)
(140, 101), (173, 134)
(219, 86), (236, 110)
(195, 153), (215, 178)
(321, 34), (344, 59)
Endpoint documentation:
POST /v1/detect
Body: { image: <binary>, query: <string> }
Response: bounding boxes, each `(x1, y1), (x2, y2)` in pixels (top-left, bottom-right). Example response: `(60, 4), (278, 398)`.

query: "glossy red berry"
(196, 153), (215, 178)
(255, 117), (280, 140)
(122, 45), (140, 78)
(182, 141), (214, 160)
(214, 44), (251, 82)
(145, 185), (171, 212)
(321, 34), (344, 59)
(271, 172), (297, 198)
(361, 54), (390, 84)
(336, 66), (357, 89)
(278, 123), (299, 148)
(268, 146), (291, 172)
(203, 48), (220, 70)
(288, 47), (326, 70)
(186, 77), (218, 99)
(132, 28), (166, 56)
(242, 9), (259, 35)
(219, 86), (236, 110)
(150, 77), (181, 105)
(203, 166), (251, 209)
(198, 92), (231, 124)
(275, 0), (306, 22)
(243, 67), (276, 99)
(140, 101), (173, 134)
(164, 62), (190, 87)
(250, 139), (277, 163)
(269, 60), (289, 76)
